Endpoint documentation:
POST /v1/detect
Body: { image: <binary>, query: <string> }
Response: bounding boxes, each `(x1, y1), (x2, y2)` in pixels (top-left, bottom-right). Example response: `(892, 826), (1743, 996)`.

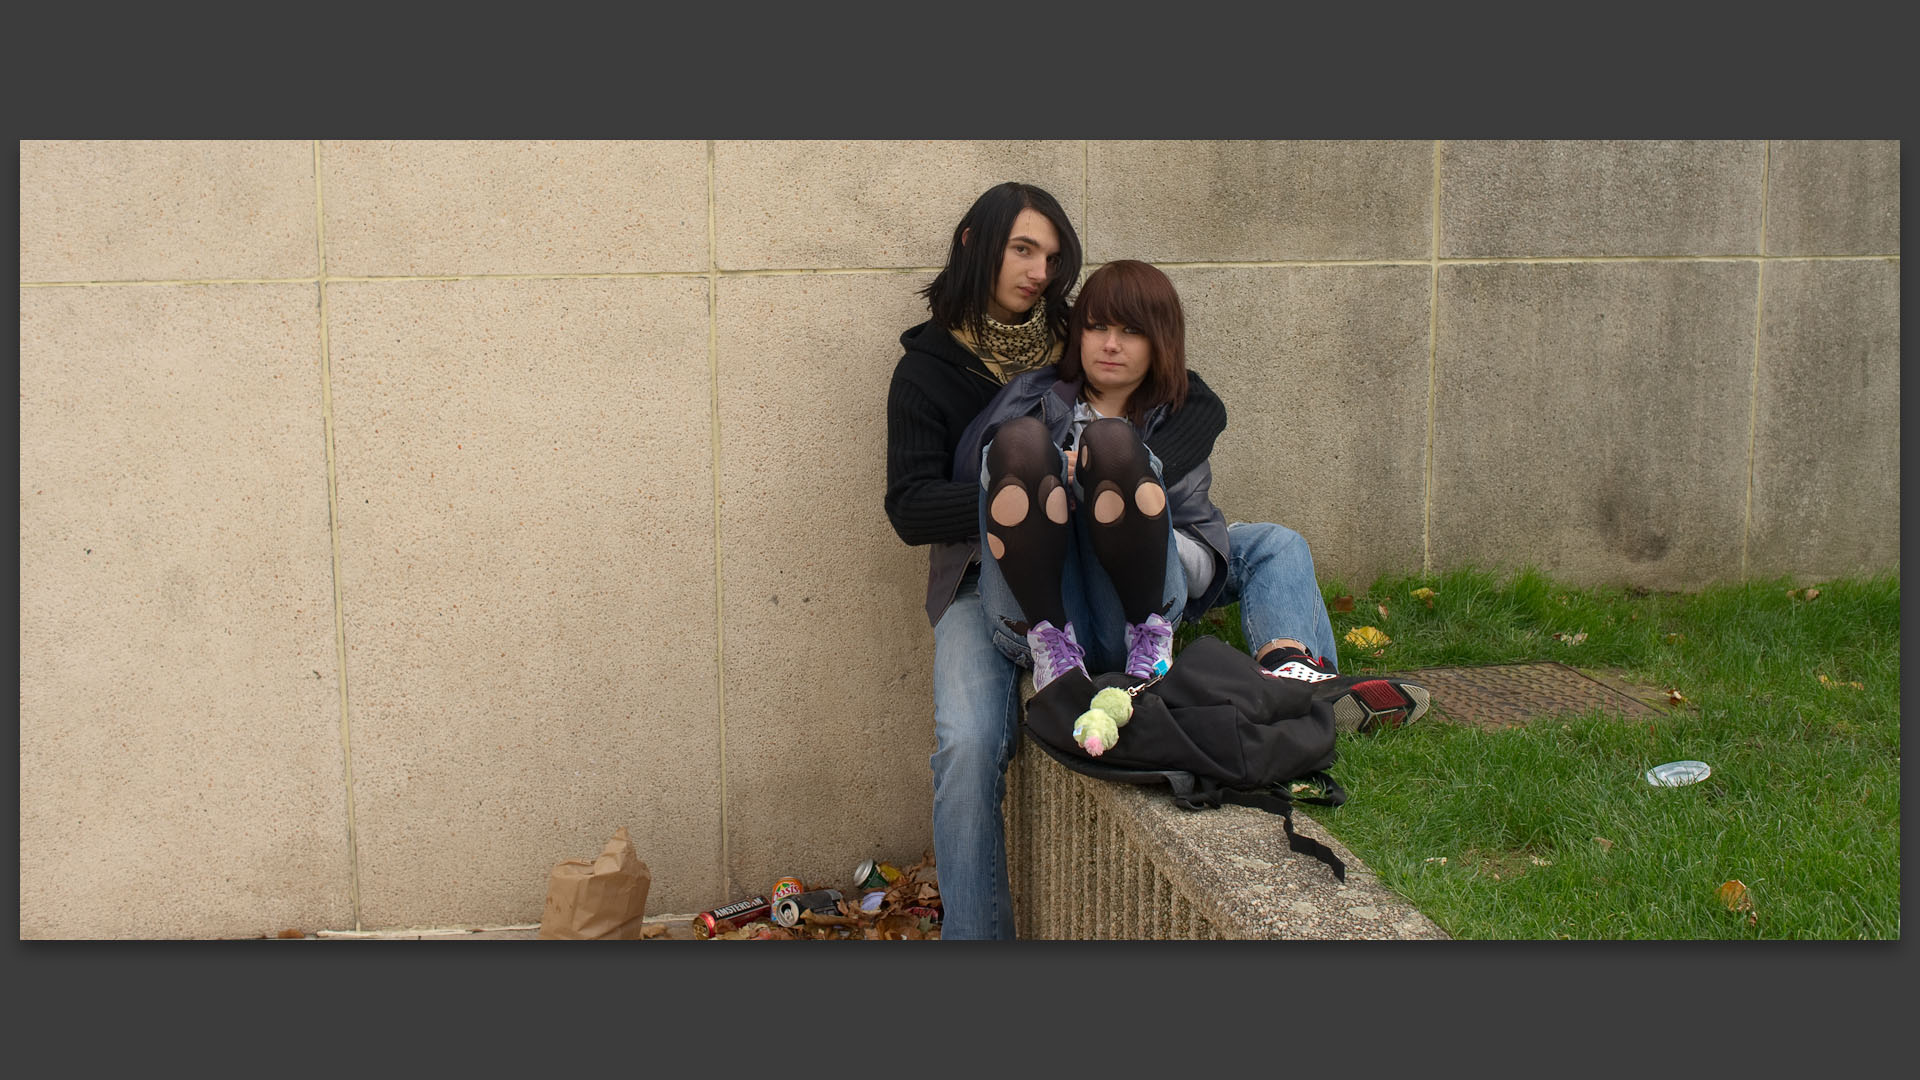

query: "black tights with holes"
(982, 415), (1168, 632)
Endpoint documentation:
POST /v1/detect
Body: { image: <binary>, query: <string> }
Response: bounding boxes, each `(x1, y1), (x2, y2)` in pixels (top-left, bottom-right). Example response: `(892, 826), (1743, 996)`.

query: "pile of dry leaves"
(702, 851), (943, 941)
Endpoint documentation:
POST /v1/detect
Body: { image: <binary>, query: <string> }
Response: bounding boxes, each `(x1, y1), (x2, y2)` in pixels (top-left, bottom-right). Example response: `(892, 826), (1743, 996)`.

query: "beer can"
(853, 859), (899, 890)
(692, 894), (772, 939)
(773, 889), (845, 927)
(770, 876), (806, 904)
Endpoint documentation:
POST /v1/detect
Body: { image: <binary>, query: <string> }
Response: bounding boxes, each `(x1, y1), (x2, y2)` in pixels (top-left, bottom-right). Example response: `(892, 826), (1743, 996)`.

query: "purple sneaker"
(1027, 620), (1088, 691)
(1123, 613), (1174, 680)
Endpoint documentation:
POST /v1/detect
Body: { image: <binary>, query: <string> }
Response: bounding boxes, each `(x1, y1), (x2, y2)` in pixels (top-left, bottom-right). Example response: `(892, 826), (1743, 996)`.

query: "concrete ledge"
(1005, 727), (1448, 940)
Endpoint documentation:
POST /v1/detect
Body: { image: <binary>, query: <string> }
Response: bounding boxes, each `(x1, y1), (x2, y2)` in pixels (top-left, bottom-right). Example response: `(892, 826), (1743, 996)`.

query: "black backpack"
(1022, 635), (1351, 882)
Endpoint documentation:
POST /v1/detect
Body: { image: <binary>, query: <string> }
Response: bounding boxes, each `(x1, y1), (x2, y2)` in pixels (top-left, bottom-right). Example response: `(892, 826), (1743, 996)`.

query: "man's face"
(986, 208), (1061, 323)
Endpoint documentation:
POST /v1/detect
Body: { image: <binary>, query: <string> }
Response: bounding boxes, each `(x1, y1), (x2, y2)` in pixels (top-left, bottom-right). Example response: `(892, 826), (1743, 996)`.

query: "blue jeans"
(1219, 521), (1340, 672)
(930, 569), (1023, 940)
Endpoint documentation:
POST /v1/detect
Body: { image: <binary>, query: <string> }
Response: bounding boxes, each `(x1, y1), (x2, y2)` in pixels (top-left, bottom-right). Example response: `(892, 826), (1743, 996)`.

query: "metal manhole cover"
(1376, 662), (1666, 730)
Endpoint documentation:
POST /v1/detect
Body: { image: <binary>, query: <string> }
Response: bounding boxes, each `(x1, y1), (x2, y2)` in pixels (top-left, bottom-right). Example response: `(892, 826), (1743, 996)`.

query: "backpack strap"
(1289, 770), (1349, 808)
(1188, 777), (1348, 884)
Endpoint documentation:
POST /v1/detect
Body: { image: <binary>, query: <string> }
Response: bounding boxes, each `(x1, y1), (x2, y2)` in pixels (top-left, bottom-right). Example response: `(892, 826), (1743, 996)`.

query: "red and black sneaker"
(1321, 677), (1432, 734)
(1260, 646), (1432, 733)
(1257, 645), (1339, 684)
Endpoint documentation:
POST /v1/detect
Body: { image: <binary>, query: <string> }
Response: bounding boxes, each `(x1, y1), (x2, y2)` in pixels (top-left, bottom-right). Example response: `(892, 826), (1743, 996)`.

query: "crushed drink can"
(770, 877), (806, 904)
(859, 889), (887, 913)
(692, 894), (772, 938)
(773, 889), (845, 927)
(854, 859), (901, 890)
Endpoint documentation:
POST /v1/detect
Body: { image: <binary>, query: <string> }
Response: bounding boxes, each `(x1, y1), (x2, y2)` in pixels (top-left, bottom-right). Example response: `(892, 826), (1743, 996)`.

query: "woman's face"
(985, 208), (1061, 323)
(1079, 317), (1152, 404)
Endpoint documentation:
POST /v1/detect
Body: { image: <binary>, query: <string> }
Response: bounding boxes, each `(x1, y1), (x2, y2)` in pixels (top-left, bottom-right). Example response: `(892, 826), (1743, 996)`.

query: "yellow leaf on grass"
(1717, 880), (1753, 912)
(1411, 587), (1437, 606)
(1345, 626), (1390, 649)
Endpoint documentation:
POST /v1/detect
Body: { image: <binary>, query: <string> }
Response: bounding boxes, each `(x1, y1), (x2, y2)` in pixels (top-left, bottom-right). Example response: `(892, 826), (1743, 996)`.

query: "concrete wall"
(18, 140), (1899, 937)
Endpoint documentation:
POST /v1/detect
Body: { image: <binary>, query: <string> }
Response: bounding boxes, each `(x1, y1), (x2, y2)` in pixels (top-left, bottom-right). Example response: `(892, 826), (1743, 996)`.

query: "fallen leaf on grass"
(1787, 587), (1822, 601)
(1817, 674), (1865, 691)
(1552, 631), (1588, 645)
(1666, 689), (1688, 706)
(1332, 595), (1355, 613)
(1411, 587), (1436, 607)
(1592, 836), (1614, 851)
(1717, 880), (1754, 913)
(1377, 603), (1390, 619)
(1747, 912), (1759, 929)
(1345, 626), (1390, 649)
(1424, 856), (1448, 865)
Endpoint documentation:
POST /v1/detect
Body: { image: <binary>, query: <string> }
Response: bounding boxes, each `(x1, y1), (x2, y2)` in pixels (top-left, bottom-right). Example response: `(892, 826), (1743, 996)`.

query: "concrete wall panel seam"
(314, 138), (365, 931)
(1739, 142), (1773, 577)
(1082, 140), (1091, 262)
(1423, 139), (1442, 576)
(20, 278), (328, 288)
(705, 139), (732, 897)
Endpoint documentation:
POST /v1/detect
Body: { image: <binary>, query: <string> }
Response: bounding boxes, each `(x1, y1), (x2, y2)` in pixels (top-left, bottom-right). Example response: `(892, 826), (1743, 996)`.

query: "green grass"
(1176, 567), (1901, 940)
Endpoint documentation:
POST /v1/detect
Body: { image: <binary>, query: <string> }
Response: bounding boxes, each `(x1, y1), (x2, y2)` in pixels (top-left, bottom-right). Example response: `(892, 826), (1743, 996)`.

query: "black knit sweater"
(884, 319), (1227, 549)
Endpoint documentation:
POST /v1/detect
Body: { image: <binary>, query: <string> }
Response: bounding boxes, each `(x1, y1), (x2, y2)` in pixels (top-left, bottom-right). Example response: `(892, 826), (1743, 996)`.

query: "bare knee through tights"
(1077, 417), (1169, 624)
(983, 416), (1069, 631)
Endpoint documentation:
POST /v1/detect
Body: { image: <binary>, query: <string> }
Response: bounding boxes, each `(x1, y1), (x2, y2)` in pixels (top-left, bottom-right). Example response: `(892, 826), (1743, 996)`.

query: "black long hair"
(919, 182), (1082, 345)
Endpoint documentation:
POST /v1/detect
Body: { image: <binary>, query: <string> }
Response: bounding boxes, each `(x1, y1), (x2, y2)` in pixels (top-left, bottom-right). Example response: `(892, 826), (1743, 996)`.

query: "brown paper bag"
(537, 826), (653, 940)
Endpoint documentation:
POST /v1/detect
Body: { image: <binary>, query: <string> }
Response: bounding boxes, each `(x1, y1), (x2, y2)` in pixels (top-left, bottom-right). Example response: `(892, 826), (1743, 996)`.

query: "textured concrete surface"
(19, 140), (318, 282)
(320, 141), (709, 277)
(1006, 731), (1444, 940)
(1440, 140), (1765, 257)
(19, 284), (352, 939)
(1089, 140), (1434, 263)
(1763, 141), (1901, 256)
(324, 276), (722, 926)
(1429, 261), (1758, 588)
(1173, 264), (1432, 587)
(1746, 259), (1901, 580)
(713, 272), (941, 898)
(713, 140), (1083, 270)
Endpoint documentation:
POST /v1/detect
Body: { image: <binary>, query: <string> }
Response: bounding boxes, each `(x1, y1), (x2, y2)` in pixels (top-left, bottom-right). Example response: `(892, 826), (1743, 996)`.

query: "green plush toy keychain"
(1071, 686), (1137, 757)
